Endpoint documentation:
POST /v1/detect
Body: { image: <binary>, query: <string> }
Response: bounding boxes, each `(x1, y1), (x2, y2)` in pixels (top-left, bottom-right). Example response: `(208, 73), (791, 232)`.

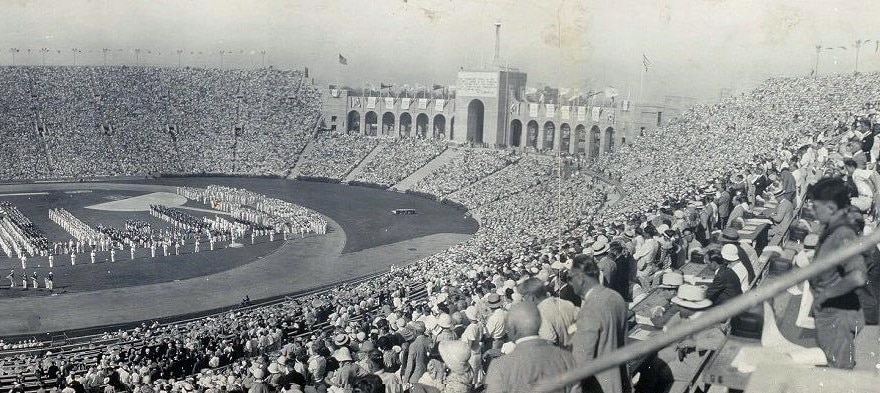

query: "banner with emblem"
(418, 99), (429, 110)
(366, 97), (377, 109)
(622, 100), (630, 111)
(330, 88), (340, 98)
(400, 98), (412, 110)
(545, 104), (556, 118)
(529, 103), (539, 118)
(560, 106), (570, 120)
(384, 97), (395, 109)
(351, 97), (361, 108)
(434, 99), (446, 112)
(591, 107), (601, 122)
(509, 103), (519, 115)
(576, 107), (586, 122)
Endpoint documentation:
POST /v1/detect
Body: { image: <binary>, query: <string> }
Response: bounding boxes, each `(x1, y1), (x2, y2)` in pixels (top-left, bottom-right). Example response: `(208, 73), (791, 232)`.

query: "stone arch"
(575, 124), (586, 155)
(416, 113), (429, 138)
(604, 126), (615, 153)
(347, 110), (360, 133)
(589, 125), (601, 158)
(399, 112), (413, 137)
(510, 119), (523, 147)
(365, 111), (378, 136)
(526, 120), (539, 148)
(382, 112), (395, 136)
(467, 99), (485, 143)
(543, 121), (555, 150)
(433, 114), (446, 139)
(560, 123), (571, 153)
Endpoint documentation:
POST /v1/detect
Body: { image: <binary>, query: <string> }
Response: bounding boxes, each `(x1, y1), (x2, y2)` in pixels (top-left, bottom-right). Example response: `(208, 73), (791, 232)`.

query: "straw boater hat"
(591, 240), (610, 256)
(721, 244), (740, 262)
(485, 293), (504, 309)
(671, 284), (712, 309)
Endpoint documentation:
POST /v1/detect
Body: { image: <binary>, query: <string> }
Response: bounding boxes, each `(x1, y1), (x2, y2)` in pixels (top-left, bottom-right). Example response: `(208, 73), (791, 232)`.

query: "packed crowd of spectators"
(352, 139), (447, 187)
(0, 66), (320, 181)
(296, 134), (380, 181)
(446, 154), (554, 209)
(411, 149), (519, 197)
(1, 70), (879, 393)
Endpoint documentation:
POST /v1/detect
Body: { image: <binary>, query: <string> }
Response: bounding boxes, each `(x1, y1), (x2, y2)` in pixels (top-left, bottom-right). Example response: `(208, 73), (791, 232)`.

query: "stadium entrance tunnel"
(399, 112), (413, 137)
(543, 121), (555, 150)
(510, 119), (523, 147)
(347, 110), (360, 133)
(416, 113), (429, 138)
(467, 99), (484, 144)
(527, 120), (539, 148)
(433, 114), (446, 139)
(382, 112), (395, 136)
(365, 111), (378, 136)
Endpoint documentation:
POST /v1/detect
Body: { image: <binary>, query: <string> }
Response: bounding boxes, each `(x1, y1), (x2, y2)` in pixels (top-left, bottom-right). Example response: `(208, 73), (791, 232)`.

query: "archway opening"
(467, 99), (485, 144)
(575, 125), (586, 155)
(399, 113), (413, 137)
(543, 121), (555, 150)
(381, 112), (395, 136)
(604, 127), (615, 153)
(589, 125), (601, 157)
(526, 120), (539, 148)
(560, 123), (571, 153)
(347, 110), (360, 134)
(365, 111), (378, 136)
(510, 119), (523, 147)
(433, 114), (446, 139)
(416, 113), (429, 138)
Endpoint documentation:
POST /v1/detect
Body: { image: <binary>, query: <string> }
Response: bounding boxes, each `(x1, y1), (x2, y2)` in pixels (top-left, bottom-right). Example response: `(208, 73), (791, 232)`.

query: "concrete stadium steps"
(391, 148), (463, 192)
(341, 142), (385, 183)
(287, 137), (318, 178)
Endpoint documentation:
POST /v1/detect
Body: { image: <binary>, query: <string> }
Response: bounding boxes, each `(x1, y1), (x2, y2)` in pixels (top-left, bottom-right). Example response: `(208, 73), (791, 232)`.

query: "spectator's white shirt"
(485, 308), (508, 340)
(730, 261), (750, 293)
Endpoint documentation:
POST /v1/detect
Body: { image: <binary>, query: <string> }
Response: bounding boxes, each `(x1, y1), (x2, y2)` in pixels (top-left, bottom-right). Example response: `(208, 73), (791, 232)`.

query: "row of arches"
(345, 110), (617, 156)
(509, 120), (615, 155)
(347, 110), (451, 139)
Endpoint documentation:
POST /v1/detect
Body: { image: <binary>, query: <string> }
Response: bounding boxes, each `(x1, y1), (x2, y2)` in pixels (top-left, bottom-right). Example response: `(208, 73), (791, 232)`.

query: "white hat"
(721, 244), (739, 262)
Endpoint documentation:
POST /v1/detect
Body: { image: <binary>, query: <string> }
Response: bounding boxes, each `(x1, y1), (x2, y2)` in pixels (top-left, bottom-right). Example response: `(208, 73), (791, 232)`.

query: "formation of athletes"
(1, 185), (327, 293)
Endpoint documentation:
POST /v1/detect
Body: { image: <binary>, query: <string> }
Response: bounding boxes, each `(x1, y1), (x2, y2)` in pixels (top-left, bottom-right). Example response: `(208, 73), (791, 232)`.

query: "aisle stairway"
(287, 137), (318, 178)
(391, 148), (462, 192)
(341, 142), (385, 183)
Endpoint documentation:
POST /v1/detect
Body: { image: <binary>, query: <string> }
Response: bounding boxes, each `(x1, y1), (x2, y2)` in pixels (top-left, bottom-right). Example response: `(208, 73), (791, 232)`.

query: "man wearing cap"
(722, 242), (750, 293)
(484, 302), (577, 393)
(593, 239), (617, 289)
(484, 293), (508, 349)
(568, 254), (629, 393)
(809, 177), (868, 369)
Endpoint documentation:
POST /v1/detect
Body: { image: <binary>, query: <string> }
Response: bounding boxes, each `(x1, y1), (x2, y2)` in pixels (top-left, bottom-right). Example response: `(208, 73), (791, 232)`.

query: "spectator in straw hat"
(438, 340), (474, 393)
(722, 244), (750, 293)
(704, 249), (743, 306)
(484, 293), (508, 349)
(592, 239), (617, 288)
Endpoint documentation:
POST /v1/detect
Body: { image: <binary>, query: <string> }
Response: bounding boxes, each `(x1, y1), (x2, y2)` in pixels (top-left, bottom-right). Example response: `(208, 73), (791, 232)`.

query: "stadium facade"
(321, 69), (680, 157)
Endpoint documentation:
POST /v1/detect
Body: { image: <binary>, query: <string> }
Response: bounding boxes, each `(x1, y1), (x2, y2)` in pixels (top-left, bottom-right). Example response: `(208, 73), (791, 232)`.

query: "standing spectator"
(484, 303), (576, 393)
(516, 278), (578, 349)
(809, 177), (868, 369)
(568, 255), (629, 393)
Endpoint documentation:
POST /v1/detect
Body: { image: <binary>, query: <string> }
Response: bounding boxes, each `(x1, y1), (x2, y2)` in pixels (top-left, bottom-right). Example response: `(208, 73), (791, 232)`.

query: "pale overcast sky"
(0, 0), (877, 101)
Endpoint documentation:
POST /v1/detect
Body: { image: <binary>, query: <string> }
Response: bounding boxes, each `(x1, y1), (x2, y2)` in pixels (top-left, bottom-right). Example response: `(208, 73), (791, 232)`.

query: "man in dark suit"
(485, 302), (577, 393)
(704, 250), (743, 306)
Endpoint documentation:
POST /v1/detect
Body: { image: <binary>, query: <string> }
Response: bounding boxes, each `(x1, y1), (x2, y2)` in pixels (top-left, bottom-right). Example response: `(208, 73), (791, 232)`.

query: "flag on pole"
(838, 46), (847, 50)
(642, 54), (652, 72)
(338, 54), (348, 65)
(381, 83), (393, 89)
(432, 84), (444, 90)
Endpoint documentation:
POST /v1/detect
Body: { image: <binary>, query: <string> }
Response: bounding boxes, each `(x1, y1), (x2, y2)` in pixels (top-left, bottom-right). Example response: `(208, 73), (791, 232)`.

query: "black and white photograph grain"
(0, 1), (878, 392)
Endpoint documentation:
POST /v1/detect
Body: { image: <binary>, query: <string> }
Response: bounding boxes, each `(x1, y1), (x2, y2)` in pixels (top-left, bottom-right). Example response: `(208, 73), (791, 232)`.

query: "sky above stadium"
(0, 0), (877, 102)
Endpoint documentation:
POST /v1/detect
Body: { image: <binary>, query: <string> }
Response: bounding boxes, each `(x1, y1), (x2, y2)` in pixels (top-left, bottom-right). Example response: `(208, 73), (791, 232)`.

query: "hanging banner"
(529, 103), (539, 118)
(434, 99), (446, 112)
(351, 97), (361, 108)
(545, 104), (556, 118)
(400, 98), (412, 110)
(330, 89), (340, 98)
(576, 106), (586, 122)
(418, 99), (429, 110)
(591, 107), (601, 122)
(622, 100), (630, 111)
(560, 106), (570, 120)
(366, 97), (378, 109)
(384, 97), (395, 109)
